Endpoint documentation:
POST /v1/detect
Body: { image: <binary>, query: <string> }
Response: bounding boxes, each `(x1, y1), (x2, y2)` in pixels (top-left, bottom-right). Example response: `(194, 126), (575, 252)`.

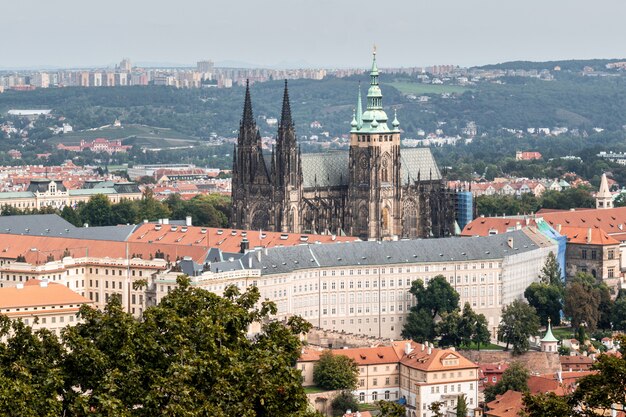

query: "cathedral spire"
(356, 82), (363, 128)
(242, 79), (254, 127)
(280, 79), (293, 128)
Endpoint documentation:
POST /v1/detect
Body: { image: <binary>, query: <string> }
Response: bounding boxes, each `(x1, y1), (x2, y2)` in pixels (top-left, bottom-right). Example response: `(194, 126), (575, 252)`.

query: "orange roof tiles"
(558, 226), (619, 245)
(461, 217), (536, 236)
(300, 341), (478, 372)
(541, 207), (626, 238)
(0, 282), (91, 309)
(128, 223), (358, 253)
(485, 390), (524, 417)
(528, 371), (596, 396)
(0, 233), (209, 265)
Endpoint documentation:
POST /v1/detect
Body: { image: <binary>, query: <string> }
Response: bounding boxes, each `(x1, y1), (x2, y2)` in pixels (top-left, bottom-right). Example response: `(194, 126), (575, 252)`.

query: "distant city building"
(118, 58), (132, 72)
(197, 60), (214, 74)
(0, 179), (141, 210)
(57, 138), (132, 154)
(516, 151), (542, 161)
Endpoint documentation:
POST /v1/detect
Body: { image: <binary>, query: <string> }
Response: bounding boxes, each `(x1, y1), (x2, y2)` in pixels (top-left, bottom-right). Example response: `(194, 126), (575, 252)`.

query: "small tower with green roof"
(540, 318), (559, 353)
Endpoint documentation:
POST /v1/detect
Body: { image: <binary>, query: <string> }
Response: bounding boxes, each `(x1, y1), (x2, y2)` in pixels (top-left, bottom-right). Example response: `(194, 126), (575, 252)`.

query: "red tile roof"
(558, 226), (620, 245)
(0, 282), (91, 309)
(485, 390), (523, 417)
(128, 223), (358, 253)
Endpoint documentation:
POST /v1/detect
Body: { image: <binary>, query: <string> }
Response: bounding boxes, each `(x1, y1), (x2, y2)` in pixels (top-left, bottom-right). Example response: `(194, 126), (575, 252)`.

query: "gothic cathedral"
(231, 51), (455, 240)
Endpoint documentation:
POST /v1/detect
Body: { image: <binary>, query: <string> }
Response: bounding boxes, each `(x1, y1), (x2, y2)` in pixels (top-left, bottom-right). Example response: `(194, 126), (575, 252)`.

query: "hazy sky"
(3, 0), (626, 69)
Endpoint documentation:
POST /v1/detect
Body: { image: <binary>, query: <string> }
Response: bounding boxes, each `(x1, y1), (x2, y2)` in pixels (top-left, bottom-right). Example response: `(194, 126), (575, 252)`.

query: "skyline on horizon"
(3, 0), (626, 69)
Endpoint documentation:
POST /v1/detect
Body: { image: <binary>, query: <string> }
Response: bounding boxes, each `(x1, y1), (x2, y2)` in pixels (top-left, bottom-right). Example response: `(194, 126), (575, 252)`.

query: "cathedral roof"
(300, 148), (441, 189)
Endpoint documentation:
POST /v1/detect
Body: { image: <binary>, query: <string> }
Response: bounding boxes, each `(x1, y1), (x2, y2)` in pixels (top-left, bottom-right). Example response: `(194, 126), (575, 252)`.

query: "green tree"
(525, 283), (563, 326)
(428, 401), (445, 417)
(0, 275), (315, 416)
(564, 272), (601, 332)
(111, 198), (139, 225)
(497, 300), (540, 355)
(377, 400), (406, 417)
(456, 393), (468, 417)
(538, 252), (563, 289)
(404, 276), (459, 343)
(312, 351), (358, 391)
(136, 188), (170, 221)
(472, 312), (492, 350)
(611, 290), (626, 330)
(525, 252), (564, 326)
(81, 194), (113, 226)
(331, 392), (359, 417)
(484, 361), (530, 402)
(521, 392), (571, 417)
(436, 310), (461, 347)
(0, 317), (64, 417)
(409, 276), (460, 319)
(60, 205), (82, 227)
(402, 308), (436, 343)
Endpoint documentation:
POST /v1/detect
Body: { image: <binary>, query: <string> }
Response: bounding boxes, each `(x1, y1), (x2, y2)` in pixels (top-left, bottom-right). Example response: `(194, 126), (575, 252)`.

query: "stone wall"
(460, 350), (562, 375)
(305, 327), (391, 349)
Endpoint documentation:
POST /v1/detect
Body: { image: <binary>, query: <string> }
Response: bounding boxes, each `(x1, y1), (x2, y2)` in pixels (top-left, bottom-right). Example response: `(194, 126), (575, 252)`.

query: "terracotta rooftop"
(528, 371), (596, 396)
(558, 226), (620, 245)
(541, 207), (626, 239)
(485, 390), (523, 417)
(300, 341), (478, 372)
(127, 223), (358, 253)
(0, 282), (91, 309)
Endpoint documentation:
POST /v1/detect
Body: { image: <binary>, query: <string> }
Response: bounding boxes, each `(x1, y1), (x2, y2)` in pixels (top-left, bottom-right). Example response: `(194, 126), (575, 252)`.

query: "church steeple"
(367, 46), (383, 111)
(280, 80), (293, 128)
(242, 79), (254, 128)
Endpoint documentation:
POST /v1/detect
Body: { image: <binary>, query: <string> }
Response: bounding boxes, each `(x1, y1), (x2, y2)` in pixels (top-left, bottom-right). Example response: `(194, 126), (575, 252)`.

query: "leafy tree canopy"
(0, 275), (317, 417)
(312, 351), (359, 391)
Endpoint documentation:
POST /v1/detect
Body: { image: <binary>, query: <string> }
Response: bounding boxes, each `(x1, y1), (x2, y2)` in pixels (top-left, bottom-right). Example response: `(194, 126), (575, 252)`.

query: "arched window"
(359, 392), (365, 402)
(372, 392), (377, 401)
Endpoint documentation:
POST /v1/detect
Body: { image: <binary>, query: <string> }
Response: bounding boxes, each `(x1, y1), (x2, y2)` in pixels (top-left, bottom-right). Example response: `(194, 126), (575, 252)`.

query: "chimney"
(256, 250), (262, 262)
(185, 216), (192, 226)
(421, 344), (425, 351)
(158, 219), (163, 224)
(556, 224), (562, 233)
(404, 342), (413, 355)
(163, 218), (169, 225)
(248, 255), (252, 269)
(587, 228), (592, 244)
(507, 237), (513, 248)
(16, 283), (24, 289)
(240, 238), (249, 254)
(39, 280), (48, 288)
(427, 346), (432, 355)
(83, 223), (89, 228)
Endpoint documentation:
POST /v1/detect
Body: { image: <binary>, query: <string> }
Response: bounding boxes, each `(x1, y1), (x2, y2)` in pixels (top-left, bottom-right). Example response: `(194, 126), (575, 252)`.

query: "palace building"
(231, 51), (455, 240)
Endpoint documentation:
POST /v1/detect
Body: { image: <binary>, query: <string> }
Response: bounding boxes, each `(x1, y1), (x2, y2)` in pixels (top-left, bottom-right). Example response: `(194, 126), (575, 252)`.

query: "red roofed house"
(480, 363), (509, 386)
(298, 340), (479, 415)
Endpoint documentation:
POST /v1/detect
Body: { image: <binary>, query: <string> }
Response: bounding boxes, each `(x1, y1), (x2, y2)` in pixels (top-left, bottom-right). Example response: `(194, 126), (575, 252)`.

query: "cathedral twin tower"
(231, 51), (455, 240)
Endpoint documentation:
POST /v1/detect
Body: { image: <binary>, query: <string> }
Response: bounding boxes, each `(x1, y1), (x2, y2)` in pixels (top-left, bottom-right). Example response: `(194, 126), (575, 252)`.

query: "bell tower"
(348, 48), (402, 240)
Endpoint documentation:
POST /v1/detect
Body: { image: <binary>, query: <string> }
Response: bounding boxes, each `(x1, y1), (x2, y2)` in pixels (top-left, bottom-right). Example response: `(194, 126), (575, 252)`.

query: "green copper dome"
(351, 48), (391, 134)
